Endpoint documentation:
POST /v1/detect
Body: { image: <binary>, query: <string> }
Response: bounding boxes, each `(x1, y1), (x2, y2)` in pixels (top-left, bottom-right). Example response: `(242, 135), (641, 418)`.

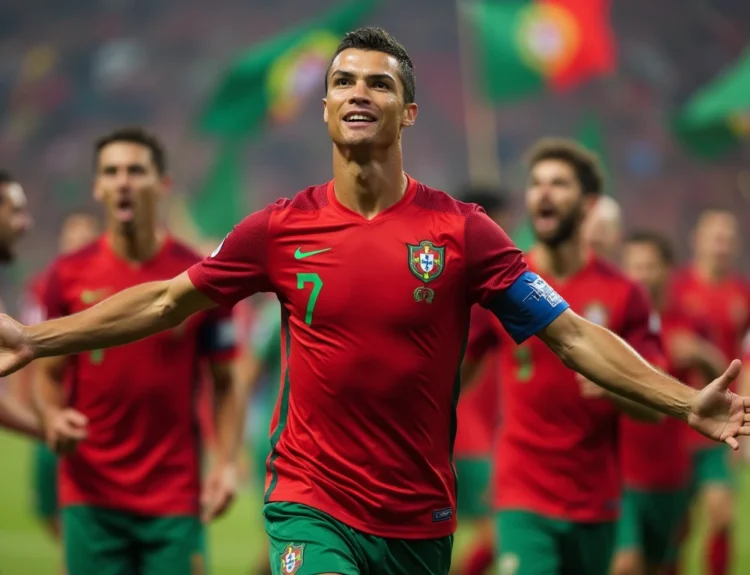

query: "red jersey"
(187, 177), (569, 538)
(454, 306), (499, 458)
(619, 308), (692, 490)
(468, 255), (663, 522)
(670, 268), (750, 449)
(43, 236), (236, 516)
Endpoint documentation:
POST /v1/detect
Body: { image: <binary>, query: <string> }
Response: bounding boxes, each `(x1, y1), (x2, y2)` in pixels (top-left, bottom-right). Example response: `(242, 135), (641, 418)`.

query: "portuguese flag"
(466, 0), (616, 103)
(673, 47), (750, 159)
(189, 0), (376, 238)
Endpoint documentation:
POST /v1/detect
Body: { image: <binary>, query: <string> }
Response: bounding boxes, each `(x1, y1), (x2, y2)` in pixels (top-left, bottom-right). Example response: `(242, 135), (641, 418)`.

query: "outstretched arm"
(0, 272), (215, 376)
(539, 311), (694, 418)
(538, 309), (749, 448)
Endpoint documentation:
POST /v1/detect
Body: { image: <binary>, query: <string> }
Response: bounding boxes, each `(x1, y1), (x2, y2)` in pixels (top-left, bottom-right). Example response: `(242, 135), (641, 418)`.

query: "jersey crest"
(583, 302), (609, 327)
(407, 240), (445, 283)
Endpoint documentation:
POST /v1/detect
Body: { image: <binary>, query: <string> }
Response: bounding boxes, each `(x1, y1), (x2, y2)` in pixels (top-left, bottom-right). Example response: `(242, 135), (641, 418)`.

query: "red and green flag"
(189, 0), (377, 238)
(466, 0), (616, 103)
(673, 47), (750, 159)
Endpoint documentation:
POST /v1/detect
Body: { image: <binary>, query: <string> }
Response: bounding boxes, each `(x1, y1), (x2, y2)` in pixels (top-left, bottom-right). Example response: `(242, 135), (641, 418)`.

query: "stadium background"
(1, 0), (750, 573)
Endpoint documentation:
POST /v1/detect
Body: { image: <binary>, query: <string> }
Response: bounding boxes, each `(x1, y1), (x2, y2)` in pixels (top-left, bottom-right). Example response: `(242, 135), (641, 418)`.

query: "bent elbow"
(154, 283), (184, 328)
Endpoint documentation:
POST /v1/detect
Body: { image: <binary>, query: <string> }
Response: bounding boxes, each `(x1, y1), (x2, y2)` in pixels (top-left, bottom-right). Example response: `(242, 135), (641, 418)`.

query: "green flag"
(673, 47), (750, 159)
(190, 0), (377, 237)
(199, 0), (376, 137)
(189, 140), (243, 239)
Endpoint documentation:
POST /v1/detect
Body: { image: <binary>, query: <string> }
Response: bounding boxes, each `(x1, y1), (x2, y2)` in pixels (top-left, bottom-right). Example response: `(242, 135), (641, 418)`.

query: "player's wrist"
(682, 385), (701, 421)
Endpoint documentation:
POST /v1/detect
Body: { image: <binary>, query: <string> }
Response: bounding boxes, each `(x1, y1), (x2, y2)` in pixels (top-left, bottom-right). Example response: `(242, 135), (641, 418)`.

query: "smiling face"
(323, 48), (417, 149)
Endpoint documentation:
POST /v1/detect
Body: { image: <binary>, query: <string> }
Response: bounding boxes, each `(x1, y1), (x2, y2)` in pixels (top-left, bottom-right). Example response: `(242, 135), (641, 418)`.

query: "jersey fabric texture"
(187, 177), (568, 538)
(43, 236), (236, 516)
(468, 254), (664, 522)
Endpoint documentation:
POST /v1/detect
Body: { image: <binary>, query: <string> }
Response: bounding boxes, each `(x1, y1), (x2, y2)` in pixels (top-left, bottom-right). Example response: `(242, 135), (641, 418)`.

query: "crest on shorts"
(407, 240), (446, 283)
(280, 543), (305, 575)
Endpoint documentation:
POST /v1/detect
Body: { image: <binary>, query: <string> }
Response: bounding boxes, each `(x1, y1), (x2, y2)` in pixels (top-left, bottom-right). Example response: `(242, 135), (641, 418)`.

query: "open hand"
(688, 359), (750, 450)
(0, 314), (34, 377)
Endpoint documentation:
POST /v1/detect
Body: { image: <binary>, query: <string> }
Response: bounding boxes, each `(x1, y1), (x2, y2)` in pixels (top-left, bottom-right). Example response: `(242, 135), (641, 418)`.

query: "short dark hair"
(458, 185), (512, 213)
(525, 138), (604, 196)
(94, 127), (167, 175)
(625, 230), (675, 266)
(326, 27), (416, 104)
(0, 170), (14, 186)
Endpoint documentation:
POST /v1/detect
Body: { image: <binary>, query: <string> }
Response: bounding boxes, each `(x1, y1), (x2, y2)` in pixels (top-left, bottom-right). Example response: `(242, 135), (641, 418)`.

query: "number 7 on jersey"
(297, 272), (323, 326)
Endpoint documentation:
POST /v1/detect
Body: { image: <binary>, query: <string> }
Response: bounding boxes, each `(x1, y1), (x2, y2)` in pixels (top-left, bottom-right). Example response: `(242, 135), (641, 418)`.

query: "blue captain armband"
(486, 271), (569, 344)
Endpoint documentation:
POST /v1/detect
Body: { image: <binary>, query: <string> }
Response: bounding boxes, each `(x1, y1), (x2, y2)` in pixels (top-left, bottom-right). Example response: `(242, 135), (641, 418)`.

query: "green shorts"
(496, 510), (615, 575)
(615, 488), (689, 565)
(690, 446), (733, 494)
(32, 442), (58, 519)
(455, 457), (491, 519)
(264, 502), (453, 575)
(62, 505), (206, 575)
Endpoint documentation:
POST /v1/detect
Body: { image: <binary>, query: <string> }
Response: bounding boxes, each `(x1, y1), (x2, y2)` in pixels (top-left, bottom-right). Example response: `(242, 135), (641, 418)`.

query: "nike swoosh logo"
(294, 247), (332, 260)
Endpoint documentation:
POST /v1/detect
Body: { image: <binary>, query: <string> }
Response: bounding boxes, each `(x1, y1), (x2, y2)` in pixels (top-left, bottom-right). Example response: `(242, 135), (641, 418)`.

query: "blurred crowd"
(1, 0), (749, 303)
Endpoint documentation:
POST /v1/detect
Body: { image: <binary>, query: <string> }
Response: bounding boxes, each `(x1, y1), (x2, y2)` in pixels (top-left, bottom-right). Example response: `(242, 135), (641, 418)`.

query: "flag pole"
(455, 0), (502, 187)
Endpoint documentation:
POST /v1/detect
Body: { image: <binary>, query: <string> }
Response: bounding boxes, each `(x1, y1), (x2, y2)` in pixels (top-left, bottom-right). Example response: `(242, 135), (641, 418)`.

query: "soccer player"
(0, 170), (39, 438)
(463, 139), (675, 575)
(669, 209), (748, 575)
(31, 128), (242, 575)
(452, 186), (513, 575)
(0, 29), (747, 575)
(614, 231), (726, 575)
(582, 195), (622, 261)
(18, 210), (101, 566)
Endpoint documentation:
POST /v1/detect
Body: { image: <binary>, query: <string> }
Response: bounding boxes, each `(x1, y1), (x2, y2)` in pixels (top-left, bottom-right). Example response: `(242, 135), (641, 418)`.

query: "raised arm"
(0, 207), (275, 377)
(0, 272), (213, 376)
(464, 210), (750, 449)
(537, 309), (747, 448)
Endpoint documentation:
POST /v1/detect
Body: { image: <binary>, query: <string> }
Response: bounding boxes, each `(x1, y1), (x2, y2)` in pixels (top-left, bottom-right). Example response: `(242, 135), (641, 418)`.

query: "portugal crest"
(408, 240), (446, 283)
(280, 544), (304, 575)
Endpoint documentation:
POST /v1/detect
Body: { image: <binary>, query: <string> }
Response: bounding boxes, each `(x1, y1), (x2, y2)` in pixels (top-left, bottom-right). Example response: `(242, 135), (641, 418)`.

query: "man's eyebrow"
(331, 70), (396, 83)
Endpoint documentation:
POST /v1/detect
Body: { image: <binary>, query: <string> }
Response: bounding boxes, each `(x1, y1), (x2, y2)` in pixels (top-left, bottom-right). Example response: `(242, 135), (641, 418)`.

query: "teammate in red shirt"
(32, 128), (242, 575)
(669, 209), (749, 575)
(18, 210), (101, 570)
(614, 232), (726, 575)
(452, 186), (513, 575)
(464, 139), (672, 575)
(0, 170), (38, 438)
(0, 29), (748, 575)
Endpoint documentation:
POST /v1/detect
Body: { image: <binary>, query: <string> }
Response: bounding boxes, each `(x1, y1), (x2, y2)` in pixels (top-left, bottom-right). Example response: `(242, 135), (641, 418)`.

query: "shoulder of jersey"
(264, 184), (329, 214)
(51, 239), (102, 271)
(412, 184), (480, 217)
(589, 256), (635, 286)
(165, 238), (209, 265)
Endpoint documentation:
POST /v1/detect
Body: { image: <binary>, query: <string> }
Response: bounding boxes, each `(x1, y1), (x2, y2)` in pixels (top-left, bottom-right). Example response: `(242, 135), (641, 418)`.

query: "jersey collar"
(327, 174), (418, 223)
